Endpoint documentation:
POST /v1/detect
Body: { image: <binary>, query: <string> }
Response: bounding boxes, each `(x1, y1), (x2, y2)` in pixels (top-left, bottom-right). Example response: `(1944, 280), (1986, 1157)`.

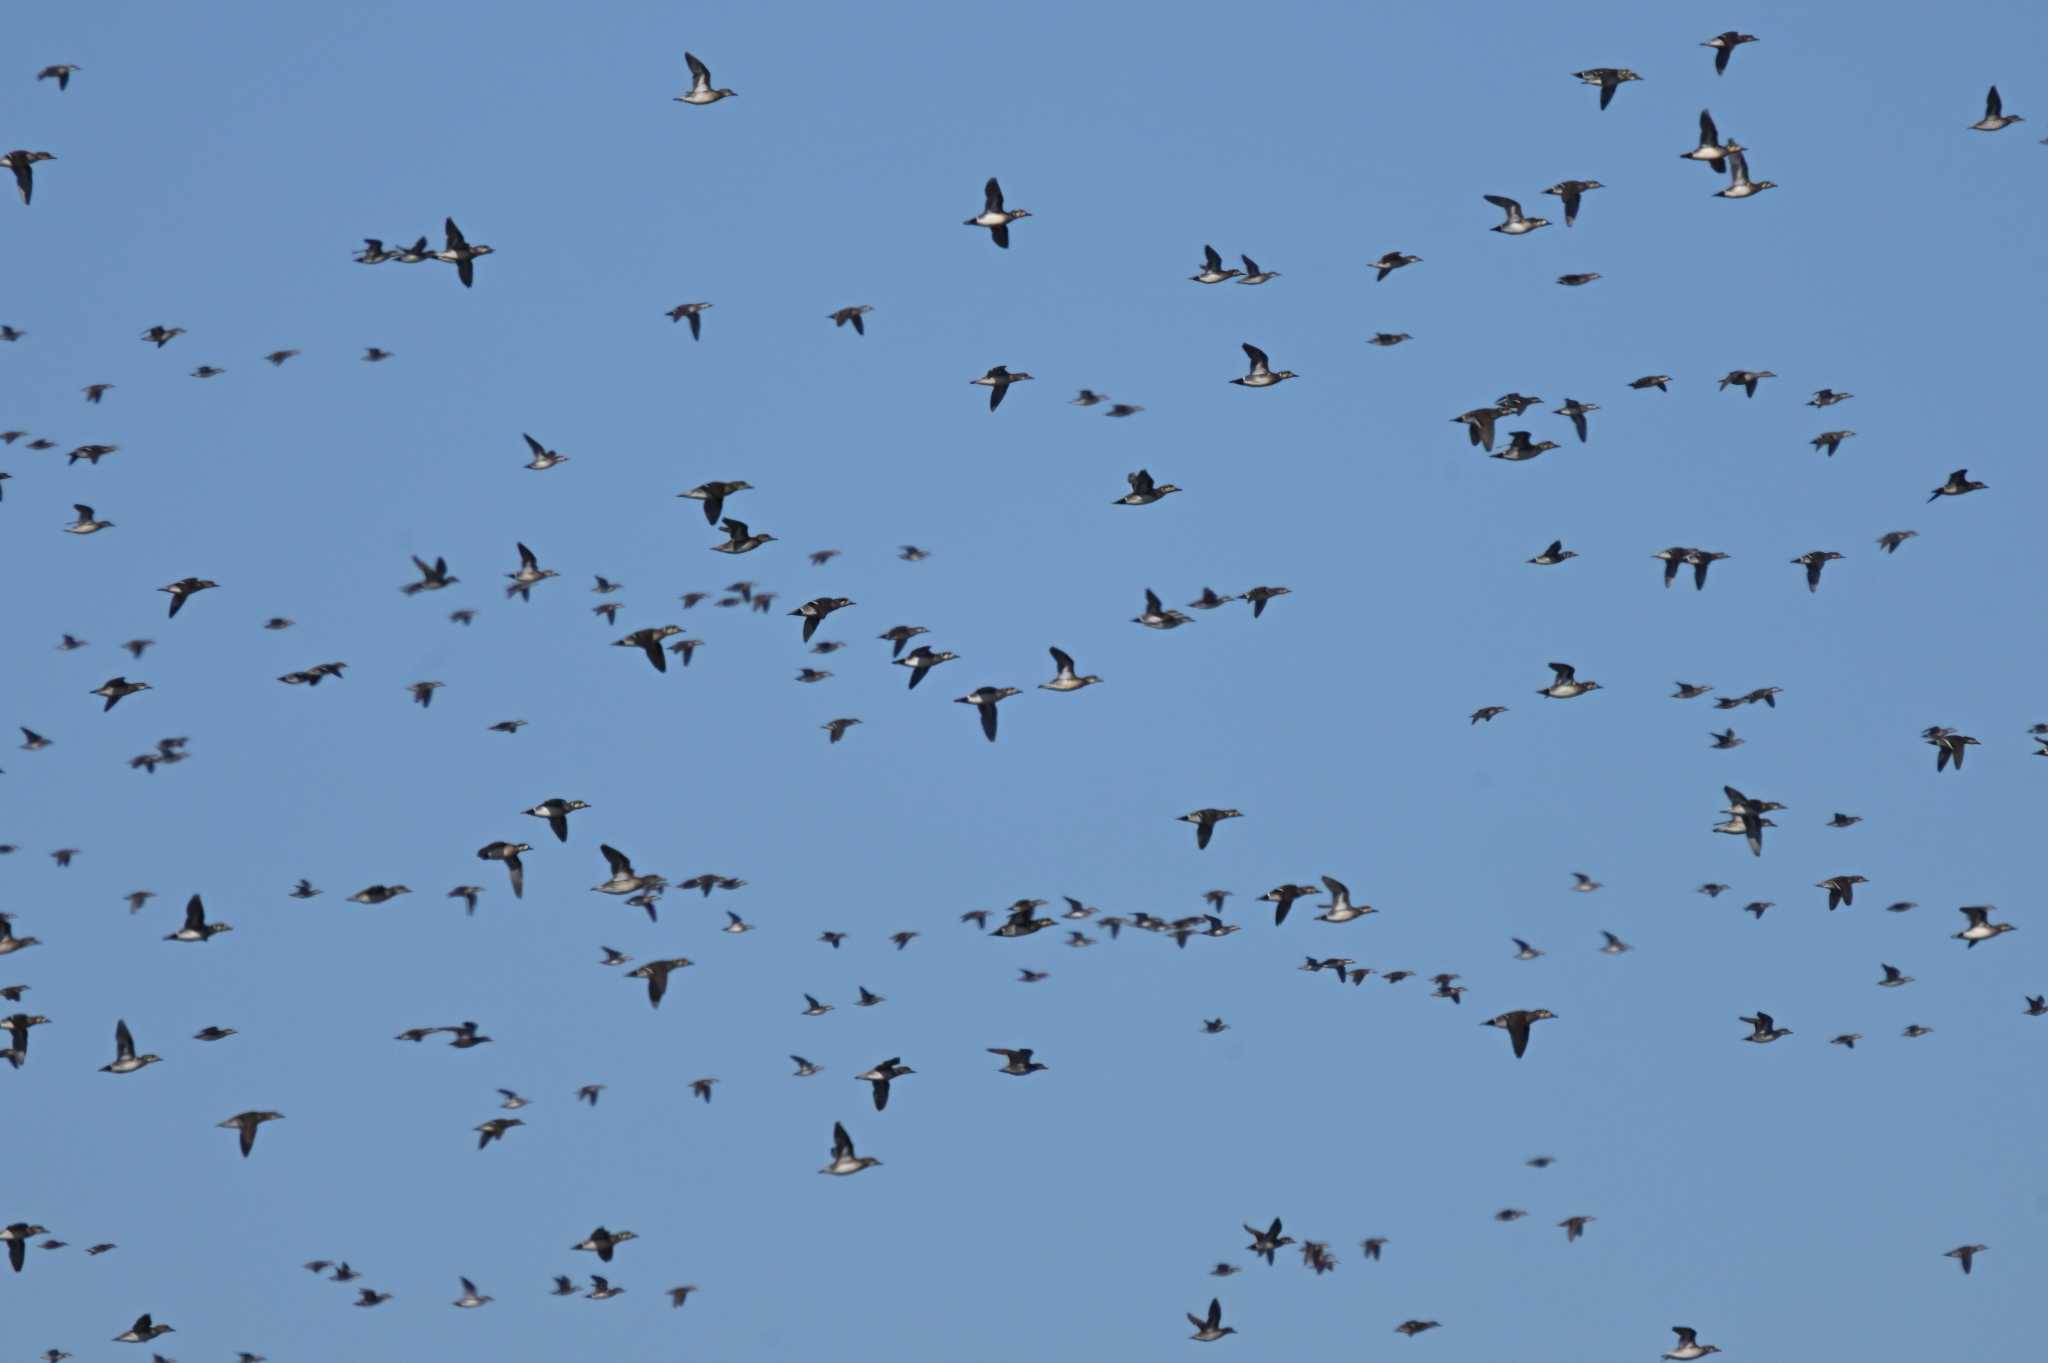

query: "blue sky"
(4, 0), (2045, 1358)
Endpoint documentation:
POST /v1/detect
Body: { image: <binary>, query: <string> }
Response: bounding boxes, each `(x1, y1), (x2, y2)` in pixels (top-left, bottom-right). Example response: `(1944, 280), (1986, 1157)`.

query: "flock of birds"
(2, 25), (2041, 1363)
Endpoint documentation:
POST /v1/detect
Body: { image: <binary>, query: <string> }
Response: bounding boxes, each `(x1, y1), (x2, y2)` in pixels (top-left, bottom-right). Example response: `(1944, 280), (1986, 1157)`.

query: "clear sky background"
(4, 1), (2045, 1359)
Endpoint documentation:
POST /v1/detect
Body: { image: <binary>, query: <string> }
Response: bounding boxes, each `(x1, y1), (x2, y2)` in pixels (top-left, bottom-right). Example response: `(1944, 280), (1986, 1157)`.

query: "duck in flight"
(614, 626), (683, 672)
(820, 1121), (881, 1175)
(1573, 67), (1641, 109)
(1664, 1325), (1722, 1359)
(1484, 194), (1549, 234)
(1791, 550), (1844, 592)
(712, 518), (775, 553)
(476, 842), (528, 898)
(159, 577), (217, 618)
(434, 218), (492, 288)
(1314, 875), (1372, 923)
(1190, 244), (1240, 284)
(1040, 646), (1101, 692)
(573, 1227), (638, 1261)
(1740, 1012), (1792, 1043)
(594, 844), (661, 896)
(505, 542), (558, 599)
(988, 1046), (1047, 1076)
(964, 177), (1030, 248)
(1927, 726), (1979, 771)
(1714, 148), (1777, 198)
(402, 555), (456, 594)
(1681, 109), (1734, 170)
(1538, 662), (1600, 699)
(111, 1314), (174, 1343)
(1493, 430), (1559, 462)
(524, 797), (590, 843)
(1685, 549), (1730, 590)
(1244, 586), (1290, 618)
(666, 302), (712, 339)
(1230, 342), (1296, 387)
(166, 893), (231, 942)
(1554, 398), (1598, 441)
(1187, 1298), (1236, 1342)
(971, 365), (1033, 411)
(1, 150), (54, 205)
(1703, 32), (1757, 74)
(101, 1019), (162, 1075)
(1954, 904), (2016, 948)
(522, 433), (568, 470)
(1113, 469), (1181, 506)
(675, 52), (736, 105)
(1969, 85), (2022, 131)
(627, 958), (691, 1008)
(955, 686), (1020, 742)
(1817, 874), (1867, 910)
(1179, 808), (1243, 850)
(66, 504), (114, 534)
(854, 1057), (912, 1111)
(1928, 468), (1987, 502)
(1452, 407), (1499, 451)
(1237, 255), (1279, 285)
(1542, 180), (1602, 226)
(91, 677), (151, 712)
(1371, 251), (1421, 281)
(219, 1110), (283, 1157)
(681, 480), (751, 525)
(896, 644), (958, 690)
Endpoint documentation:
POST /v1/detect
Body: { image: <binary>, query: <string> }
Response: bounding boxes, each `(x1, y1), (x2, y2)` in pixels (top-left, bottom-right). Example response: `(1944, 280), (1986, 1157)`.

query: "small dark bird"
(964, 176), (1030, 249)
(666, 301), (713, 339)
(475, 1118), (523, 1149)
(158, 577), (218, 618)
(1928, 468), (1987, 503)
(1791, 550), (1844, 592)
(626, 957), (693, 1009)
(2, 151), (57, 206)
(1817, 874), (1867, 911)
(1187, 1298), (1236, 1342)
(1543, 179), (1603, 226)
(971, 365), (1033, 411)
(1572, 66), (1641, 110)
(988, 1046), (1047, 1075)
(1702, 31), (1758, 74)
(1178, 808), (1243, 850)
(856, 1057), (913, 1111)
(437, 217), (492, 288)
(218, 1110), (283, 1157)
(955, 686), (1019, 742)
(1483, 1009), (1557, 1059)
